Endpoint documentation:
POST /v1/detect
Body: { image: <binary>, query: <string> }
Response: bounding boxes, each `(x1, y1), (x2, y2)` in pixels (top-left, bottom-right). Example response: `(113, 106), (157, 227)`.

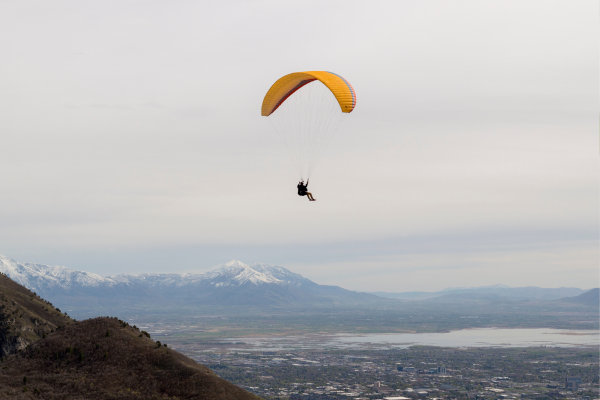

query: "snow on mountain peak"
(0, 254), (111, 292)
(207, 260), (284, 286)
(221, 260), (250, 269)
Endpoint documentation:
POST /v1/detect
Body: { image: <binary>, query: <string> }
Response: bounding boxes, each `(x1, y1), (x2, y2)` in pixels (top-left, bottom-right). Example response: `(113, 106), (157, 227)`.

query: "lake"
(223, 328), (599, 352)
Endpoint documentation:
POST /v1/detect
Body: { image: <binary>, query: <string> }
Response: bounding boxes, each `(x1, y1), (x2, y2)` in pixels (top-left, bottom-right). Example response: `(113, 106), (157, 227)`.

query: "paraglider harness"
(297, 180), (308, 196)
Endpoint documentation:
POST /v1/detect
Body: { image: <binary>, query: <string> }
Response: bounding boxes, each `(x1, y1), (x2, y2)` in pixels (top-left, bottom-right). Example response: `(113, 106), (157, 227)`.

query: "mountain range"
(0, 255), (380, 309)
(0, 254), (596, 314)
(370, 284), (588, 301)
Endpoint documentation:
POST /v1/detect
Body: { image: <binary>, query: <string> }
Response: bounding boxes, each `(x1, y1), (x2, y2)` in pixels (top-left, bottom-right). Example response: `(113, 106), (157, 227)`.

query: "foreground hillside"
(0, 272), (73, 357)
(0, 317), (261, 399)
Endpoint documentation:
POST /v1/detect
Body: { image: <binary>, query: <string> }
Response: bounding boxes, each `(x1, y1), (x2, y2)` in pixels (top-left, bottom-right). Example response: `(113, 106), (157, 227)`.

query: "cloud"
(90, 104), (132, 110)
(174, 107), (208, 118)
(291, 241), (599, 292)
(141, 101), (168, 109)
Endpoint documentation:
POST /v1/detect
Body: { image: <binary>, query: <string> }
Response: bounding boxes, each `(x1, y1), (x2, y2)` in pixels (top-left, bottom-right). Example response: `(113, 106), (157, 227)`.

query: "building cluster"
(398, 366), (447, 374)
(565, 377), (582, 390)
(174, 348), (597, 400)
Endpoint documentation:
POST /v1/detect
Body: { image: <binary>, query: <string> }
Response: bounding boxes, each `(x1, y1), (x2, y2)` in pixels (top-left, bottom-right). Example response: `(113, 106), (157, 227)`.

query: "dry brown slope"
(0, 272), (73, 357)
(0, 316), (261, 399)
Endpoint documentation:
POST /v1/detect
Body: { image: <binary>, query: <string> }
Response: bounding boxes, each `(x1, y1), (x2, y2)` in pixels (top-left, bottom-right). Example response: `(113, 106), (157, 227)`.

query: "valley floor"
(76, 300), (599, 343)
(187, 346), (599, 400)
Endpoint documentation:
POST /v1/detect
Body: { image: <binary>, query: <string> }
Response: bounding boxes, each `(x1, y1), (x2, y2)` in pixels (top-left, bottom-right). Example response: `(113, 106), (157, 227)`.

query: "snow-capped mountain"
(0, 256), (306, 291)
(202, 260), (309, 287)
(104, 260), (317, 289)
(0, 255), (379, 309)
(0, 254), (112, 293)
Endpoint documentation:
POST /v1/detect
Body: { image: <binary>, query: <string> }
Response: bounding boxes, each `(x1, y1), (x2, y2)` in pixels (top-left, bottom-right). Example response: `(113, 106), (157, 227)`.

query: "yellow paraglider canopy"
(261, 71), (356, 116)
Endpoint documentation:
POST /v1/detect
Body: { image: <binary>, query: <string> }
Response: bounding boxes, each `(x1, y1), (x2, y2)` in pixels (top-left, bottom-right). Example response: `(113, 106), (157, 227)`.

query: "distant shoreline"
(156, 327), (600, 353)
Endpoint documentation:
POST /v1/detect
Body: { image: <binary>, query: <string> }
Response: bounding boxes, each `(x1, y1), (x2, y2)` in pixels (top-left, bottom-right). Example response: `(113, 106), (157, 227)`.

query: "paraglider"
(297, 179), (315, 201)
(261, 71), (356, 199)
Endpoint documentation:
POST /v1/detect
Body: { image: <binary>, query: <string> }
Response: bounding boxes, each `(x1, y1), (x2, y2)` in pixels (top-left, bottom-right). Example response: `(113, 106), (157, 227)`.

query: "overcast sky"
(0, 1), (597, 292)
